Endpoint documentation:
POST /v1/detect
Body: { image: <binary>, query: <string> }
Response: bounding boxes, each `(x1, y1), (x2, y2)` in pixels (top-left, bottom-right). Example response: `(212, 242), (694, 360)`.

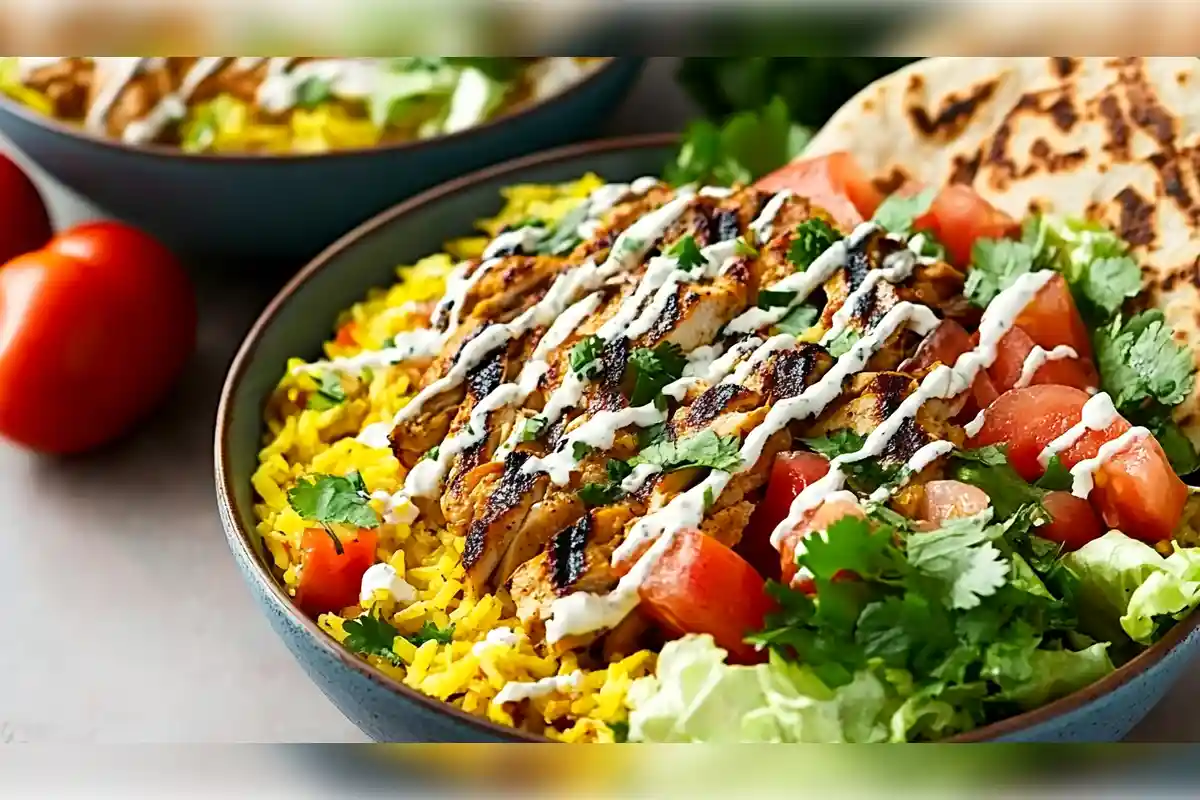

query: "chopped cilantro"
(964, 238), (1037, 308)
(628, 342), (687, 407)
(950, 446), (1044, 521)
(666, 235), (706, 272)
(519, 416), (548, 443)
(579, 460), (635, 509)
(638, 422), (669, 450)
(342, 614), (404, 665)
(569, 335), (605, 379)
(287, 472), (380, 529)
(800, 429), (906, 495)
(734, 237), (759, 258)
(1034, 455), (1073, 492)
(572, 442), (597, 461)
(630, 430), (742, 473)
(802, 428), (865, 460)
(1142, 409), (1200, 476)
(306, 371), (347, 411)
(788, 218), (842, 271)
(774, 303), (820, 336)
(422, 446), (439, 462)
(703, 485), (716, 511)
(872, 188), (936, 236)
(407, 621), (455, 646)
(827, 328), (860, 358)
(906, 511), (1010, 610)
(757, 289), (797, 309)
(609, 720), (630, 743)
(1095, 310), (1194, 410)
(1082, 257), (1142, 318)
(380, 335), (397, 349)
(534, 201), (590, 257)
(664, 97), (811, 187)
(295, 76), (334, 109)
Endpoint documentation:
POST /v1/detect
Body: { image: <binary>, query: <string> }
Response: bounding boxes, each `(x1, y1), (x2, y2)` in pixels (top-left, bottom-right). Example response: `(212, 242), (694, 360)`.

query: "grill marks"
(548, 515), (591, 594)
(688, 383), (747, 427)
(905, 76), (999, 143)
(770, 345), (826, 402)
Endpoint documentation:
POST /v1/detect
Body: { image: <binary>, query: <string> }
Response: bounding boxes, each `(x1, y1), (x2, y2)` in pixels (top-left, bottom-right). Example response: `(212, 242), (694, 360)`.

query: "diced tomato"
(335, 321), (359, 347)
(754, 152), (880, 229)
(739, 452), (831, 580)
(911, 184), (1019, 267)
(1014, 273), (1093, 360)
(1039, 491), (1104, 551)
(968, 385), (1186, 543)
(986, 325), (1098, 394)
(902, 319), (999, 416)
(777, 499), (866, 589)
(296, 527), (378, 616)
(638, 529), (774, 664)
(919, 480), (992, 526)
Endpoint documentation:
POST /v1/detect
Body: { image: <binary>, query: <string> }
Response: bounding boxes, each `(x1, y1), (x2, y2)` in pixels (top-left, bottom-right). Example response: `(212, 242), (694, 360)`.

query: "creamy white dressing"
(292, 328), (443, 377)
(963, 408), (989, 438)
(358, 562), (417, 606)
(257, 58), (379, 114)
(1013, 344), (1079, 390)
(124, 56), (227, 144)
(661, 343), (727, 400)
(85, 57), (148, 133)
(866, 440), (955, 503)
(471, 626), (522, 656)
(357, 422), (393, 450)
(750, 190), (792, 243)
(369, 489), (420, 525)
(522, 403), (666, 486)
(1069, 427), (1149, 498)
(698, 186), (735, 199)
(620, 463), (663, 493)
(723, 334), (796, 386)
(1037, 392), (1121, 467)
(482, 225), (545, 260)
(493, 670), (584, 705)
(819, 248), (916, 347)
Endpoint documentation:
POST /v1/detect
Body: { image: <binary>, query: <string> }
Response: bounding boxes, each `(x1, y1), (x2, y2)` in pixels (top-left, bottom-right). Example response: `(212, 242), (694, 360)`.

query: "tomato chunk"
(335, 321), (359, 347)
(902, 319), (999, 416)
(968, 385), (1186, 543)
(754, 152), (880, 229)
(639, 529), (774, 664)
(778, 499), (866, 589)
(986, 325), (1098, 394)
(1039, 491), (1104, 551)
(296, 527), (378, 616)
(1015, 273), (1093, 360)
(919, 480), (991, 526)
(739, 452), (831, 580)
(911, 184), (1019, 268)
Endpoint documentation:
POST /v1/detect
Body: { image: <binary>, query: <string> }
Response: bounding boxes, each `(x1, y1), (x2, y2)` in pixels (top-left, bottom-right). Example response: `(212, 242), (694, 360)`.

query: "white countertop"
(0, 58), (1195, 743)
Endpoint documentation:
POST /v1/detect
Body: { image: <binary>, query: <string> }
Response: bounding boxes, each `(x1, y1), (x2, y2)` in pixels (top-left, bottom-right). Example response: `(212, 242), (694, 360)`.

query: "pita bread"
(804, 57), (1200, 446)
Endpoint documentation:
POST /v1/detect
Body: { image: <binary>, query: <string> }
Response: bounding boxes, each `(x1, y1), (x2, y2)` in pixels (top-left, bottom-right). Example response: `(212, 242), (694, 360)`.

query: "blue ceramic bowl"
(215, 136), (1200, 742)
(0, 59), (642, 263)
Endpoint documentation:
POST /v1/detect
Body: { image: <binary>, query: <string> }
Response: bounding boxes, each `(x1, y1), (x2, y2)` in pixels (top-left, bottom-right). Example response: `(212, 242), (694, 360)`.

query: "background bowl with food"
(0, 57), (642, 262)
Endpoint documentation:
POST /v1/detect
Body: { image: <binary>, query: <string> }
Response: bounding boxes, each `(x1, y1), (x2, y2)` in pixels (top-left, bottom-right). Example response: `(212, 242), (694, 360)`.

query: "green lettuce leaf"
(995, 643), (1114, 710)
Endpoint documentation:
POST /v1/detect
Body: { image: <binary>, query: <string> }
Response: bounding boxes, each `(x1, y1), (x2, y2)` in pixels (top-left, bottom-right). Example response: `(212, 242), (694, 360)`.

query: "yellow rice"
(252, 172), (654, 742)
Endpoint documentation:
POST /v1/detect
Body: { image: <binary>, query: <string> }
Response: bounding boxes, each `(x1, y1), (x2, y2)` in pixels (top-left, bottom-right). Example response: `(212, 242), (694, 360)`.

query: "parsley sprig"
(665, 235), (706, 273)
(342, 615), (456, 665)
(306, 371), (347, 411)
(288, 472), (380, 530)
(579, 460), (635, 508)
(802, 429), (907, 496)
(569, 335), (604, 379)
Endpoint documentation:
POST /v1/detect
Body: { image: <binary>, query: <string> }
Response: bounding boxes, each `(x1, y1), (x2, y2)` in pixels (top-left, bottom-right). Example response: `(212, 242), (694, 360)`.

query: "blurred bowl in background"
(0, 58), (643, 264)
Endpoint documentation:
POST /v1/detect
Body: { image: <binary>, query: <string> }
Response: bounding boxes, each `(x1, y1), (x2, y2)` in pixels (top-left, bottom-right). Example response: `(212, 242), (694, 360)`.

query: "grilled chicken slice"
(462, 451), (549, 592)
(509, 513), (623, 626)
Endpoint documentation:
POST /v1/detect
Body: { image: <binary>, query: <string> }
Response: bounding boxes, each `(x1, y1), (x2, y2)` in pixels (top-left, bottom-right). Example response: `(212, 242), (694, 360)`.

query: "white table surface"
(0, 58), (1195, 743)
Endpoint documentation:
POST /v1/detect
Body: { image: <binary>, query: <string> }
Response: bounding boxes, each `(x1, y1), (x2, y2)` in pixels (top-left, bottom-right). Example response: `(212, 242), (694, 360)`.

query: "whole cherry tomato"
(0, 222), (196, 453)
(0, 153), (52, 264)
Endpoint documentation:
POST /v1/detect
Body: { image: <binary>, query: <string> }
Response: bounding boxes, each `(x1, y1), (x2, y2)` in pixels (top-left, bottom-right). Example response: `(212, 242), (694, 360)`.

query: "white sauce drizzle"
(1013, 344), (1079, 390)
(358, 562), (417, 606)
(620, 463), (663, 493)
(963, 408), (989, 438)
(471, 626), (522, 656)
(369, 489), (420, 524)
(482, 225), (546, 260)
(292, 328), (443, 378)
(493, 670), (584, 705)
(866, 440), (955, 503)
(1037, 392), (1121, 467)
(1069, 427), (1149, 498)
(522, 403), (666, 486)
(750, 190), (792, 243)
(819, 248), (917, 346)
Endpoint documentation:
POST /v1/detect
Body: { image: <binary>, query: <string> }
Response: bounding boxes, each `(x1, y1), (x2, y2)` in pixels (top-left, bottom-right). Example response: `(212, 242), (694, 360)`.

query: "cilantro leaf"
(628, 342), (687, 407)
(1034, 455), (1072, 492)
(630, 430), (741, 473)
(422, 446), (439, 462)
(534, 200), (589, 257)
(665, 96), (811, 187)
(407, 621), (455, 646)
(579, 460), (635, 509)
(801, 429), (904, 495)
(950, 447), (1043, 521)
(734, 237), (759, 258)
(307, 371), (347, 411)
(757, 289), (797, 309)
(1095, 310), (1194, 410)
(788, 218), (842, 271)
(1142, 410), (1200, 476)
(802, 429), (865, 460)
(774, 303), (820, 336)
(872, 188), (936, 236)
(666, 235), (706, 272)
(343, 614), (404, 665)
(295, 76), (334, 109)
(288, 472), (380, 529)
(572, 442), (597, 461)
(1082, 256), (1141, 318)
(569, 335), (605, 379)
(609, 720), (630, 743)
(906, 511), (1009, 610)
(964, 239), (1036, 308)
(827, 328), (860, 358)
(519, 416), (548, 443)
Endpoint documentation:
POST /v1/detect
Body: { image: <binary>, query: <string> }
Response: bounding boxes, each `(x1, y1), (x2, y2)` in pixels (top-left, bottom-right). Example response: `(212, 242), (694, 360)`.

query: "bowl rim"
(0, 57), (637, 163)
(215, 132), (1200, 743)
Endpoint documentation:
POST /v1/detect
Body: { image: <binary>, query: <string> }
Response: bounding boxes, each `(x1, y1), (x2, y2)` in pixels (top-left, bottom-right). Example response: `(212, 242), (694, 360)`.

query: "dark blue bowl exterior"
(218, 138), (1200, 743)
(0, 59), (643, 262)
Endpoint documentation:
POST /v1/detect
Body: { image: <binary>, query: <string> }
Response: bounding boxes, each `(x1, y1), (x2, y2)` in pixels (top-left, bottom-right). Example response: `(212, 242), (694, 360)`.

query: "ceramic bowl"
(215, 135), (1200, 742)
(0, 59), (643, 263)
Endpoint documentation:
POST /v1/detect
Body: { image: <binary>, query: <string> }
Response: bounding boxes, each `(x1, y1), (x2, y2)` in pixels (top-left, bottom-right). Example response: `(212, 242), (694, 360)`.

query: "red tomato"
(296, 528), (379, 616)
(0, 153), (52, 265)
(902, 319), (999, 414)
(754, 152), (880, 229)
(969, 385), (1186, 542)
(1015, 273), (1093, 360)
(335, 321), (358, 347)
(919, 480), (991, 526)
(912, 184), (1019, 267)
(778, 499), (866, 588)
(1039, 491), (1104, 551)
(739, 451), (831, 580)
(0, 222), (195, 453)
(639, 529), (774, 664)
(986, 325), (1098, 394)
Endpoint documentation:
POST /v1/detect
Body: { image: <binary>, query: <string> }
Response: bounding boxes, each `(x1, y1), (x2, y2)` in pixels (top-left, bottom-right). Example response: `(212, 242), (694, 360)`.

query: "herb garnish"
(630, 430), (742, 474)
(628, 342), (688, 407)
(287, 472), (380, 529)
(872, 188), (936, 236)
(519, 416), (548, 443)
(801, 429), (907, 495)
(342, 616), (456, 665)
(569, 335), (605, 379)
(788, 218), (842, 271)
(664, 97), (811, 187)
(666, 235), (706, 273)
(579, 460), (635, 509)
(826, 329), (860, 358)
(774, 303), (820, 336)
(306, 371), (347, 411)
(757, 289), (797, 309)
